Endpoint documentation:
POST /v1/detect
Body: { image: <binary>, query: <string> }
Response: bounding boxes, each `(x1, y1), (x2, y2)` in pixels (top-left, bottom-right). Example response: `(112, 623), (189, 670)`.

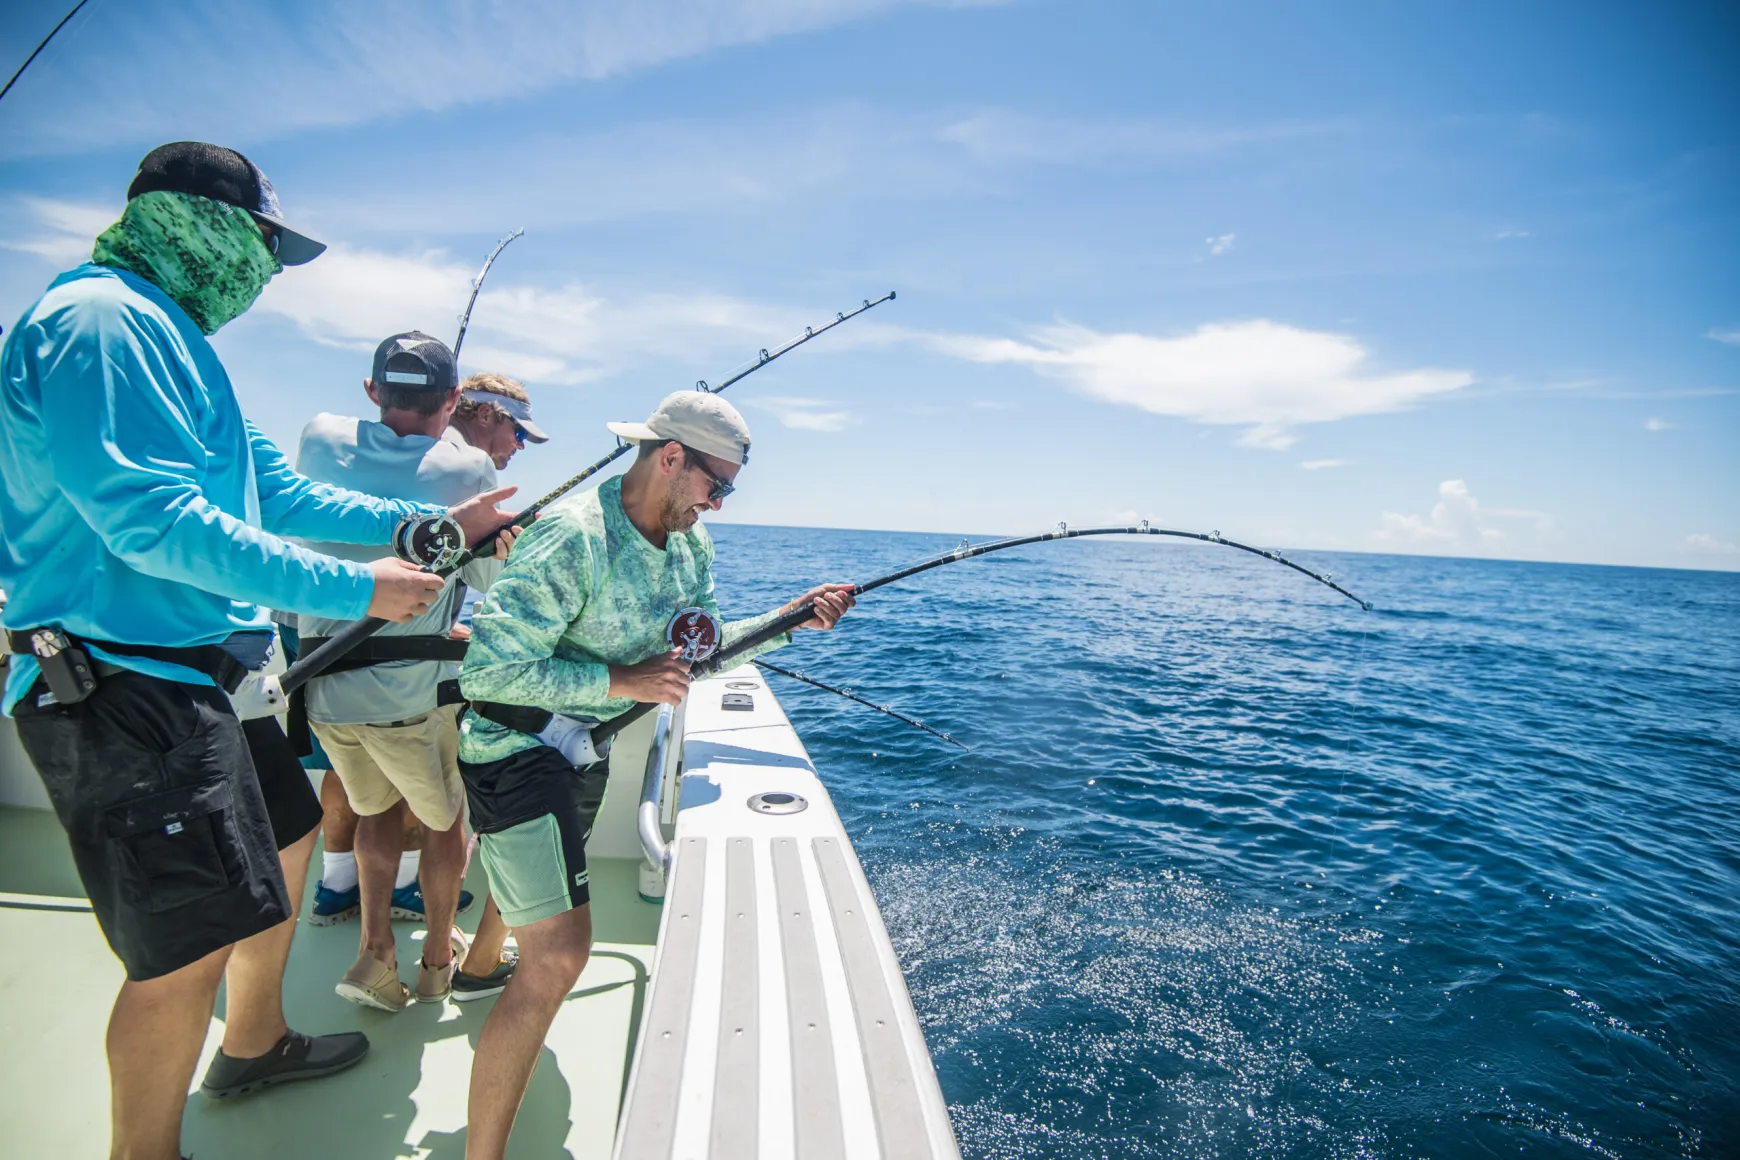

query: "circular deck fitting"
(747, 791), (808, 815)
(725, 680), (761, 690)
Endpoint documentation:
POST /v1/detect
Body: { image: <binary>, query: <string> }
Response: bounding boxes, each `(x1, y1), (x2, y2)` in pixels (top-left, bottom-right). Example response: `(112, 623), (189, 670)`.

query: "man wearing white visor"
(451, 373), (549, 471)
(453, 390), (855, 1157)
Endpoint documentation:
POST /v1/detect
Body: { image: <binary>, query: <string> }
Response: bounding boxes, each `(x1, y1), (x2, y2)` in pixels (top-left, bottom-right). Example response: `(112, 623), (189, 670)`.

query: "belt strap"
(6, 629), (250, 694)
(284, 679), (465, 758)
(296, 635), (470, 679)
(470, 699), (555, 735)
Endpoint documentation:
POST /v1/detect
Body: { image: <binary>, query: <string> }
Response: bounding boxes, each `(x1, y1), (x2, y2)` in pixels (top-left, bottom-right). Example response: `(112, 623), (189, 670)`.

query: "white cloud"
(1375, 479), (1551, 553)
(0, 1), (972, 156)
(1300, 458), (1348, 470)
(741, 396), (857, 432)
(1707, 326), (1740, 346)
(928, 319), (1471, 449)
(1206, 232), (1237, 256)
(1644, 417), (1672, 431)
(0, 198), (117, 263)
(1494, 228), (1531, 240)
(0, 197), (881, 390)
(1684, 533), (1740, 555)
(251, 238), (808, 386)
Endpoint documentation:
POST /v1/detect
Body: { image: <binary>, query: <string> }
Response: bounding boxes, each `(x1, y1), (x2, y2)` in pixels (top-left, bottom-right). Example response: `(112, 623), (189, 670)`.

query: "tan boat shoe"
(416, 929), (471, 1004)
(335, 953), (410, 1013)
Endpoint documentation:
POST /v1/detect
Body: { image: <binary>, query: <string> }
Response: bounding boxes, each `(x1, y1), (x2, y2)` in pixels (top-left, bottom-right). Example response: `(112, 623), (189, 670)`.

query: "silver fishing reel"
(391, 512), (467, 572)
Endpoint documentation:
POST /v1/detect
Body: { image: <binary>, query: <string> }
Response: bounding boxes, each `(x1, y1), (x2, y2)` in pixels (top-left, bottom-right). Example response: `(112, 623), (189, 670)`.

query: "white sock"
(321, 850), (358, 893)
(395, 850), (422, 890)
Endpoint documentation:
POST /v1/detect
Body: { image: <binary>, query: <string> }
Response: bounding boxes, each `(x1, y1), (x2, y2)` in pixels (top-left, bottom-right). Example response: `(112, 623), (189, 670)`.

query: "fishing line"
(591, 523), (1375, 748)
(280, 289), (896, 693)
(753, 658), (966, 748)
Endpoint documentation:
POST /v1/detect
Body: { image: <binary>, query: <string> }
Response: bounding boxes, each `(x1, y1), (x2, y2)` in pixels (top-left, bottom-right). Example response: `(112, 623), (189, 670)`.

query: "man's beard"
(658, 490), (703, 533)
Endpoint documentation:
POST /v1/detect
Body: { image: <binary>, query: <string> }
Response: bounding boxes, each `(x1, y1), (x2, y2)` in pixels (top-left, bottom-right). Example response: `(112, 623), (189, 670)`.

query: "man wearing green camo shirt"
(455, 390), (853, 1158)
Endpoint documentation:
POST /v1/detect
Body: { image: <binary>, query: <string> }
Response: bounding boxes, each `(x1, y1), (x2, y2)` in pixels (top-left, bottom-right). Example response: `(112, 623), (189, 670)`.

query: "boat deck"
(0, 803), (659, 1159)
(0, 666), (960, 1159)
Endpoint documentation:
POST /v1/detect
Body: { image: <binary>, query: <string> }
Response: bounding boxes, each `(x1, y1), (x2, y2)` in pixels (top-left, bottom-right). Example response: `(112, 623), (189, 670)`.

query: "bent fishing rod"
(453, 227), (524, 361)
(590, 522), (1372, 747)
(281, 290), (896, 694)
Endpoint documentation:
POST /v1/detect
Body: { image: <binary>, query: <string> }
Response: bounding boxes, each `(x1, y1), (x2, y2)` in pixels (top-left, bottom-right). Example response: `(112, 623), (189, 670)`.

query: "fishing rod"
(506, 290), (895, 526)
(753, 659), (965, 748)
(452, 227), (523, 361)
(590, 522), (1372, 747)
(0, 0), (91, 105)
(281, 290), (896, 694)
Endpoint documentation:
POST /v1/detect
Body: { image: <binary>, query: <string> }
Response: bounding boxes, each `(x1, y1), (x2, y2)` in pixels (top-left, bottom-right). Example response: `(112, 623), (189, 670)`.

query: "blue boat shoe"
(307, 880), (359, 926)
(390, 880), (475, 922)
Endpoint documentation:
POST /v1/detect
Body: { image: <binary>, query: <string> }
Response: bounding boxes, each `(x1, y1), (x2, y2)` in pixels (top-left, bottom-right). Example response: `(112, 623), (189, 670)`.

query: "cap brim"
(517, 418), (551, 444)
(252, 211), (326, 266)
(607, 420), (659, 444)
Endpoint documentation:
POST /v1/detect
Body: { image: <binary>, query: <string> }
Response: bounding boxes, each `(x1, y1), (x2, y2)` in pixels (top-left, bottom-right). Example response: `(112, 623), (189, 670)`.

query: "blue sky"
(2, 0), (1736, 570)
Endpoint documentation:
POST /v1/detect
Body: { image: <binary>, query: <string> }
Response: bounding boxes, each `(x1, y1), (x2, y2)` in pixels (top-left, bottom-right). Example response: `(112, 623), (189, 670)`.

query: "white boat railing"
(638, 703), (674, 875)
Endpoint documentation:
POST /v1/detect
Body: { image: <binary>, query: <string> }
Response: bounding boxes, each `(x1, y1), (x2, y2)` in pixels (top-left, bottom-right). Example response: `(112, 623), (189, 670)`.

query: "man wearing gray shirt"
(295, 331), (532, 1009)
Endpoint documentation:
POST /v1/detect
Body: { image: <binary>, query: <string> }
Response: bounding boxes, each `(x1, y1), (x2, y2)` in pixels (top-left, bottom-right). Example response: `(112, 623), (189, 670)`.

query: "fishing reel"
(667, 607), (722, 663)
(391, 512), (467, 572)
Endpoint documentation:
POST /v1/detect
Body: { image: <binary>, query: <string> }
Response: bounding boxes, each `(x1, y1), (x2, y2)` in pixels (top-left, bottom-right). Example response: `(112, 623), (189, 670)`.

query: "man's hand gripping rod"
(280, 291), (896, 695)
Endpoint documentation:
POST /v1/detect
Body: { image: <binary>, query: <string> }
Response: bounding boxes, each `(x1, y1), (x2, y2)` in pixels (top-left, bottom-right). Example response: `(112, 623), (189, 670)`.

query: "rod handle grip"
(280, 616), (387, 694)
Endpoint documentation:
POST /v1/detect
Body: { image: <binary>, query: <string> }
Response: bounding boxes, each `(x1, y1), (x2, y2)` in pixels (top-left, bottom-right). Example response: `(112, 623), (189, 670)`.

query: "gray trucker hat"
(371, 331), (458, 393)
(608, 391), (753, 466)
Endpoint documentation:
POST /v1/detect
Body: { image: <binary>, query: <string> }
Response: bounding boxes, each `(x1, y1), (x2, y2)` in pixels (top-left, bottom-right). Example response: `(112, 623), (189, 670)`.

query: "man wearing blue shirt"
(0, 142), (516, 1160)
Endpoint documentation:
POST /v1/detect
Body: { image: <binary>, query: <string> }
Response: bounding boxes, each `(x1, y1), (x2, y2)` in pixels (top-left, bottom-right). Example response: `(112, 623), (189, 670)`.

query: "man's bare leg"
(460, 896), (511, 976)
(318, 771), (357, 853)
(418, 817), (465, 969)
(465, 905), (591, 1160)
(319, 771), (422, 859)
(356, 799), (407, 967)
(109, 944), (231, 1160)
(219, 825), (318, 1056)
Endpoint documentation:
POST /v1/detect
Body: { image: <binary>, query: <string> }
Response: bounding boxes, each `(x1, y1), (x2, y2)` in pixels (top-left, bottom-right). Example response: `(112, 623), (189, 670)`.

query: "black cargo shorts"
(14, 671), (292, 981)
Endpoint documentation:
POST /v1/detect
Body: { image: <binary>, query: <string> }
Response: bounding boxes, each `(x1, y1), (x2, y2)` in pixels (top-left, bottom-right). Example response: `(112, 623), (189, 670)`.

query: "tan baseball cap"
(608, 391), (753, 466)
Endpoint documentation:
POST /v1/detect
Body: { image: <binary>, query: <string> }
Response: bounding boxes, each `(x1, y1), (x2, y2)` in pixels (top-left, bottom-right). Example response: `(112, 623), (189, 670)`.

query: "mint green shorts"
(477, 811), (590, 928)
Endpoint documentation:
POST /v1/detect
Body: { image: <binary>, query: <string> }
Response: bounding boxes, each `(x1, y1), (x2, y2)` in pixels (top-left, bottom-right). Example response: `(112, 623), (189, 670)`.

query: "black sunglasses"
(679, 444), (735, 502)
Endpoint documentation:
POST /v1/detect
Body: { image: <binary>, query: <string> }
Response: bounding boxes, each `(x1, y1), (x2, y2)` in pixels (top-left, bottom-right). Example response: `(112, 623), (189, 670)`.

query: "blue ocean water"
(709, 524), (1740, 1159)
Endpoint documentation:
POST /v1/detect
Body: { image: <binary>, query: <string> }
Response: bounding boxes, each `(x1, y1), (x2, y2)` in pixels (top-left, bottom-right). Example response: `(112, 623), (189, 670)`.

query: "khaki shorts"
(312, 706), (464, 831)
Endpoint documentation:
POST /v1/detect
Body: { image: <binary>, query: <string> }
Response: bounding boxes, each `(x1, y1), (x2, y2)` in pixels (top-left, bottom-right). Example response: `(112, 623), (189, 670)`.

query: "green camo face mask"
(92, 189), (283, 335)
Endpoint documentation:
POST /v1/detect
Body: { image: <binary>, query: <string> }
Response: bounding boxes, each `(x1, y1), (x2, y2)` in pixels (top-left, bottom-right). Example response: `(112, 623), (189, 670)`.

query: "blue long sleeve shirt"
(0, 263), (431, 712)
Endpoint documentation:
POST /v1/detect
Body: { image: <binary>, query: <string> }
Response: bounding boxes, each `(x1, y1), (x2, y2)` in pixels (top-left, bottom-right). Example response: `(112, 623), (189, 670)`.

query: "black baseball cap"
(127, 141), (326, 266)
(372, 331), (459, 393)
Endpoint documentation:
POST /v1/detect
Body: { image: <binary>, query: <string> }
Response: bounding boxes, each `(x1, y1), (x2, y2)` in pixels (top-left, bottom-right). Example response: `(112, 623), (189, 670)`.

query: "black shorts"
(14, 672), (293, 981)
(459, 743), (608, 926)
(242, 716), (323, 850)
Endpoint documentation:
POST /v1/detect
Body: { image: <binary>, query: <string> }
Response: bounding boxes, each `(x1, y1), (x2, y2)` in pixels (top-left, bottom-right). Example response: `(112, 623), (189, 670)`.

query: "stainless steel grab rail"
(638, 703), (674, 873)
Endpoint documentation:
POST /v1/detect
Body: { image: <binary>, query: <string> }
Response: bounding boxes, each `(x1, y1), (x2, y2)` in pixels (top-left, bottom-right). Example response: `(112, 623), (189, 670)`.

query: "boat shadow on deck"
(0, 805), (659, 1160)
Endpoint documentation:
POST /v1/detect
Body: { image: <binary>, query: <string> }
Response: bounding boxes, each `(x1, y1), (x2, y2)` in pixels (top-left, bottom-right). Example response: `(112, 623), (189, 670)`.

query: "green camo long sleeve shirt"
(457, 475), (791, 764)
